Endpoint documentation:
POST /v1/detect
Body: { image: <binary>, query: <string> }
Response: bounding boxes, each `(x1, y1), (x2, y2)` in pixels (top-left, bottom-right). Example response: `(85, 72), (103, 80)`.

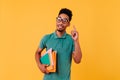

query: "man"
(35, 8), (82, 80)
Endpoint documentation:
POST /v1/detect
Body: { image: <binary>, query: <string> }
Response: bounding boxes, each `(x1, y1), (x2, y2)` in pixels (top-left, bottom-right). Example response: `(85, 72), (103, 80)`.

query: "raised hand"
(71, 25), (79, 41)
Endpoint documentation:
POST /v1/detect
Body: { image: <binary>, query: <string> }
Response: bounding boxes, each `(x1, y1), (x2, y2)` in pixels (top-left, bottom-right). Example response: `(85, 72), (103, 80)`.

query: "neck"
(56, 30), (66, 37)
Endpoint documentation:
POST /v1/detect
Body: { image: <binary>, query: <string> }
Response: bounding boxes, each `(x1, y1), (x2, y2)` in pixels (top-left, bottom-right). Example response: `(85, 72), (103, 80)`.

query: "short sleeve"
(39, 35), (49, 49)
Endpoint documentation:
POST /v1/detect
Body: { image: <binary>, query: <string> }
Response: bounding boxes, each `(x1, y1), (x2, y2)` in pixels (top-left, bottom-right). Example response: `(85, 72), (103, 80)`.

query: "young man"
(35, 8), (82, 80)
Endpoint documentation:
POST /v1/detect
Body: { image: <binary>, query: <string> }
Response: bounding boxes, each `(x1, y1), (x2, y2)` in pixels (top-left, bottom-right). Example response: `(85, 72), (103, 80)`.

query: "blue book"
(40, 53), (50, 65)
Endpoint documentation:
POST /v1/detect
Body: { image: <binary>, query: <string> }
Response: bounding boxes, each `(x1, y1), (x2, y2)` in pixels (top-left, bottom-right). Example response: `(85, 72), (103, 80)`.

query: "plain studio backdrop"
(0, 0), (120, 80)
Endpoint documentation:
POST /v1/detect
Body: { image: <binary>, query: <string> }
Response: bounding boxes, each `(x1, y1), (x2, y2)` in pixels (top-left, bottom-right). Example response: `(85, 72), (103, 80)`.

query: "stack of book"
(40, 48), (57, 72)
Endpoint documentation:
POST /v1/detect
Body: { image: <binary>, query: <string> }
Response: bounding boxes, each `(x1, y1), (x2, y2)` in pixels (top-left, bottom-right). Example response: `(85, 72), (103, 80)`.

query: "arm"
(71, 26), (82, 64)
(72, 40), (82, 64)
(35, 48), (49, 74)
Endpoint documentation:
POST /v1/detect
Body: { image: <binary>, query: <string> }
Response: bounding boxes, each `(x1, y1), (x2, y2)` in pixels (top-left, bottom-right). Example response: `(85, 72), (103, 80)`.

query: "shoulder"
(66, 33), (73, 39)
(66, 33), (74, 42)
(41, 33), (54, 40)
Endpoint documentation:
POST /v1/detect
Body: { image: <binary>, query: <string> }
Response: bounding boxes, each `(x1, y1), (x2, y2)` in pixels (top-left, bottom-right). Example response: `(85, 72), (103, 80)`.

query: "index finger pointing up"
(73, 25), (76, 31)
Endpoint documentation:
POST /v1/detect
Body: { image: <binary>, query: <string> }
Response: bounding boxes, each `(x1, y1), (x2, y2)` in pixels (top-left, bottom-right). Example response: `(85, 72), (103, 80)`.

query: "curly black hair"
(58, 8), (73, 21)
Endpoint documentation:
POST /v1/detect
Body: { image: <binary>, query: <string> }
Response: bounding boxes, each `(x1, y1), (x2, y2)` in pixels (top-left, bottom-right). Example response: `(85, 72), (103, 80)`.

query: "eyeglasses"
(56, 17), (69, 24)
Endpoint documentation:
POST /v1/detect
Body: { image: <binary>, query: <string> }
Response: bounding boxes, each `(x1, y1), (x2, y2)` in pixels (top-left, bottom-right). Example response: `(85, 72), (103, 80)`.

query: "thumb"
(43, 64), (49, 67)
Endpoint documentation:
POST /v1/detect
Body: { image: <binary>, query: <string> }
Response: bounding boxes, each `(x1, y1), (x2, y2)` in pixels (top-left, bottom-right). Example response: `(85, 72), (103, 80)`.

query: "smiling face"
(56, 13), (70, 32)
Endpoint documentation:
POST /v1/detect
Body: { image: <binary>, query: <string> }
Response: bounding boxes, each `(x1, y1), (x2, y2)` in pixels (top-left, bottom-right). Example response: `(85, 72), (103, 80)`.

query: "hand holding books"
(40, 48), (57, 73)
(38, 64), (49, 74)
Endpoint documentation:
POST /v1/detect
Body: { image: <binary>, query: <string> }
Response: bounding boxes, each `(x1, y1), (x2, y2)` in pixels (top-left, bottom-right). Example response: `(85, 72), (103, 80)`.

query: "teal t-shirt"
(39, 32), (74, 80)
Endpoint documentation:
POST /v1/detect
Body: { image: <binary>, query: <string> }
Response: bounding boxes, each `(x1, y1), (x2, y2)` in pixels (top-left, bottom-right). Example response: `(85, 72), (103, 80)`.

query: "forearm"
(35, 48), (49, 74)
(73, 40), (82, 63)
(35, 51), (42, 67)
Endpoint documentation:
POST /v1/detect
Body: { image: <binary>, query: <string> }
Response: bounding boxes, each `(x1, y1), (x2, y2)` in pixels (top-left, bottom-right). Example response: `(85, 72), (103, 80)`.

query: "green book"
(40, 53), (50, 65)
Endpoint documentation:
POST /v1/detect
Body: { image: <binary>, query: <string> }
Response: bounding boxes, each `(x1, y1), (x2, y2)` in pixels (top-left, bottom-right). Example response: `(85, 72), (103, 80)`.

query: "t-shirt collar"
(54, 31), (66, 39)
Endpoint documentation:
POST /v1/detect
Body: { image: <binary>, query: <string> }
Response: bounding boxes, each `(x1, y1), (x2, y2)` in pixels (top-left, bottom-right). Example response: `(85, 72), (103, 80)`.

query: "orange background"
(0, 0), (120, 80)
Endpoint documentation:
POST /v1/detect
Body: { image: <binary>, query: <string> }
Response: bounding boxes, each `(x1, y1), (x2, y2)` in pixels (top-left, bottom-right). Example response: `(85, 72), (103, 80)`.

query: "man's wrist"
(74, 39), (79, 42)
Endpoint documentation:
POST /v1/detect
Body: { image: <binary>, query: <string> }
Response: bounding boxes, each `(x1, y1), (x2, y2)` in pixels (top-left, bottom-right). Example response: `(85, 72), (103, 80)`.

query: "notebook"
(40, 53), (50, 65)
(40, 48), (57, 72)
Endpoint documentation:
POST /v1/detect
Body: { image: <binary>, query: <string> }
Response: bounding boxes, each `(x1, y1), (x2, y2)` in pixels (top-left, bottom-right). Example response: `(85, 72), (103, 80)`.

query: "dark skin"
(35, 13), (82, 74)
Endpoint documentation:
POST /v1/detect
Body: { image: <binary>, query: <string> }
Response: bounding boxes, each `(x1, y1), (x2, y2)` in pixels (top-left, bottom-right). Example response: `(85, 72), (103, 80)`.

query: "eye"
(62, 19), (68, 23)
(56, 17), (62, 22)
